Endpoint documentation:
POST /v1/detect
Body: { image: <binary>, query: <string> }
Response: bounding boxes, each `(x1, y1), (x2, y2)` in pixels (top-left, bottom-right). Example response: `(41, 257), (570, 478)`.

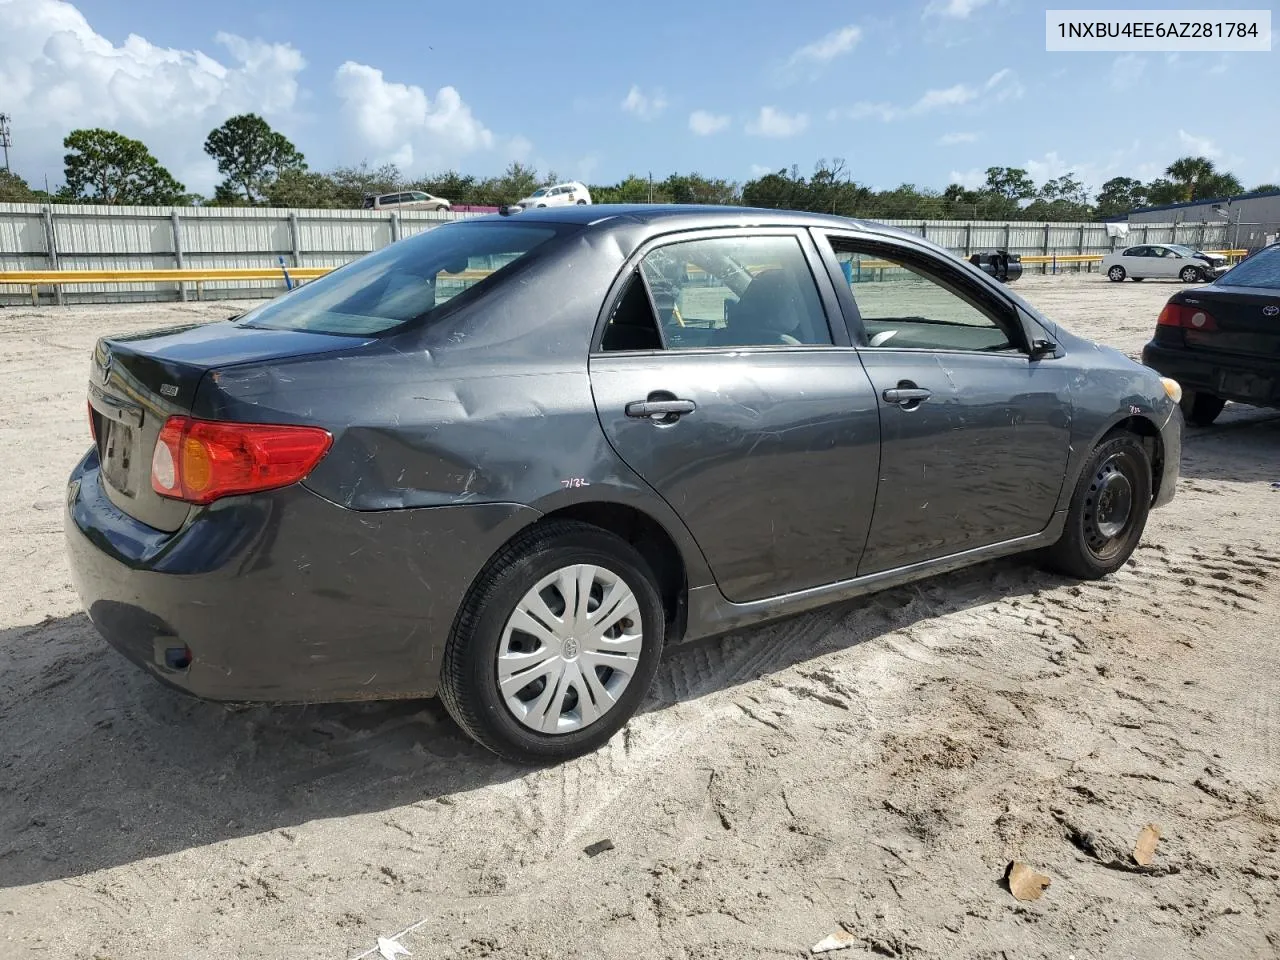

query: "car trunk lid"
(1180, 286), (1280, 357)
(88, 321), (372, 532)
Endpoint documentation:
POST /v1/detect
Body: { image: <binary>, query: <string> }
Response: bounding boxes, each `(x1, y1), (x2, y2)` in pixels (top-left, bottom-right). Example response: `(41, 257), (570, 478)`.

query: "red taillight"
(151, 416), (332, 505)
(1157, 302), (1218, 331)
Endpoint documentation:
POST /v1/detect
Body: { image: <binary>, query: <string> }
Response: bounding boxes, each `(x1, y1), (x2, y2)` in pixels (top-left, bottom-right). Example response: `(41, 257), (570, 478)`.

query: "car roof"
(469, 202), (900, 236)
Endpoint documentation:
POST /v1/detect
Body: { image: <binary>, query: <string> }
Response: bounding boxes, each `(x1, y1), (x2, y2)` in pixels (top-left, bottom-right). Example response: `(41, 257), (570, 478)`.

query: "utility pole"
(0, 114), (12, 172)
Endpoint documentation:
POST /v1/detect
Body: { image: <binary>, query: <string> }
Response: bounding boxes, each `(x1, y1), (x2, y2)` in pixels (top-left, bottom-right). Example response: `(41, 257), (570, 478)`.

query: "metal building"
(1112, 189), (1280, 251)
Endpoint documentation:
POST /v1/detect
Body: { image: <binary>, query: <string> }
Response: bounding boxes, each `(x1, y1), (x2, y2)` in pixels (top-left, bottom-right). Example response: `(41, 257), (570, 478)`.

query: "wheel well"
(536, 502), (687, 636)
(1104, 416), (1164, 501)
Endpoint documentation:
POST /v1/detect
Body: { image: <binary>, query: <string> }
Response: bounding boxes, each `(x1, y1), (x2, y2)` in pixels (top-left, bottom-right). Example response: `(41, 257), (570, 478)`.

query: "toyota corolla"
(66, 205), (1183, 762)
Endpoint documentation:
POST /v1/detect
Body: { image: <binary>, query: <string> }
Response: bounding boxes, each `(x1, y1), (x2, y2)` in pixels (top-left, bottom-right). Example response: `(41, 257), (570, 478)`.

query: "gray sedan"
(66, 204), (1183, 763)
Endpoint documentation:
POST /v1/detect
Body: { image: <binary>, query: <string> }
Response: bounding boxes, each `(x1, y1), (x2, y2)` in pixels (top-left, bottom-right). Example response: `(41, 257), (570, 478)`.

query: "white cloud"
(1177, 129), (1222, 159)
(925, 0), (993, 18)
(621, 84), (667, 120)
(831, 69), (1020, 122)
(688, 110), (730, 136)
(1109, 54), (1147, 90)
(0, 0), (307, 192)
(948, 167), (986, 189)
(745, 106), (809, 138)
(829, 102), (899, 122)
(938, 131), (979, 145)
(332, 61), (507, 172)
(749, 163), (777, 177)
(789, 25), (862, 65)
(915, 83), (978, 111)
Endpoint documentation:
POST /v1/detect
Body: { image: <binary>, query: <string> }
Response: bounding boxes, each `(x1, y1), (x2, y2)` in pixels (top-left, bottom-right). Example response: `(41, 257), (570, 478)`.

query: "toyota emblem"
(1264, 305), (1279, 317)
(101, 349), (112, 384)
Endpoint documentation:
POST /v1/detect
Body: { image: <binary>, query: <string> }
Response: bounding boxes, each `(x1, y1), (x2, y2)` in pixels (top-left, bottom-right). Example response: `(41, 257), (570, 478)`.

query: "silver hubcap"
(1110, 268), (1123, 280)
(497, 564), (643, 735)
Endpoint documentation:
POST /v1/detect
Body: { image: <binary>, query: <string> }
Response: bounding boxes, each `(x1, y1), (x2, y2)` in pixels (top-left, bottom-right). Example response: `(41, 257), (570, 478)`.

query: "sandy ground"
(1, 275), (1278, 960)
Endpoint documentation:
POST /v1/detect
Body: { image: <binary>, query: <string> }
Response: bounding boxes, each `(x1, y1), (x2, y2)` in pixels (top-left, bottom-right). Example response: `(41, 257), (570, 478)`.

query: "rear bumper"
(64, 449), (538, 703)
(1142, 342), (1280, 408)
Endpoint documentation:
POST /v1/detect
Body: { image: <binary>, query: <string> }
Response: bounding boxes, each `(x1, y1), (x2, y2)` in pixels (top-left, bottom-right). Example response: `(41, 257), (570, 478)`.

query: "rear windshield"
(236, 222), (564, 335)
(1220, 246), (1280, 290)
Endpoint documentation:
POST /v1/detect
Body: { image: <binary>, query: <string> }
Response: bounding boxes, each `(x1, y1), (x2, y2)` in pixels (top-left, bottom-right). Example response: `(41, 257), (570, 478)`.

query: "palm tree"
(1165, 156), (1217, 202)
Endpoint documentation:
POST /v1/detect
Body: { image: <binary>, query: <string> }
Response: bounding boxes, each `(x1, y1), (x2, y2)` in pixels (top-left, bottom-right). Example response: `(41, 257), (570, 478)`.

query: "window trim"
(591, 226), (851, 355)
(811, 228), (1032, 357)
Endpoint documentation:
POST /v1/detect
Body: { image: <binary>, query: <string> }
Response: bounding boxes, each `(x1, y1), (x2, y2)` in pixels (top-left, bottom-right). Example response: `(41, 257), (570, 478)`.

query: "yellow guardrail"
(0, 250), (1253, 304)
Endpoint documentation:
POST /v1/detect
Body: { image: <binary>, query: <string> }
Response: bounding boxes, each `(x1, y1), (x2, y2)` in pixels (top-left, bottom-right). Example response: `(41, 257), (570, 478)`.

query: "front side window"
(826, 240), (1018, 353)
(236, 222), (566, 336)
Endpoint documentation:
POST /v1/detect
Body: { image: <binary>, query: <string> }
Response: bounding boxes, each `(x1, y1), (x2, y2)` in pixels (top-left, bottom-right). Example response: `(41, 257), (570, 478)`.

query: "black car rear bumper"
(64, 448), (538, 703)
(1142, 342), (1280, 408)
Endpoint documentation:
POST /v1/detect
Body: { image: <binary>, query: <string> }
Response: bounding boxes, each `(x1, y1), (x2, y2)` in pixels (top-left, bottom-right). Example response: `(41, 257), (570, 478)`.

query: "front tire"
(439, 521), (665, 763)
(1108, 265), (1126, 282)
(1180, 265), (1203, 283)
(1181, 390), (1225, 426)
(1042, 433), (1152, 580)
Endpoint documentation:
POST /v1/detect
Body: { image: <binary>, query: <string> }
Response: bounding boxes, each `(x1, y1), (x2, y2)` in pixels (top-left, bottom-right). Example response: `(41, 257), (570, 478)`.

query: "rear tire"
(439, 521), (665, 763)
(1181, 390), (1226, 426)
(1108, 265), (1126, 282)
(1041, 433), (1152, 580)
(1180, 265), (1203, 283)
(576, 199), (588, 205)
(1132, 276), (1144, 282)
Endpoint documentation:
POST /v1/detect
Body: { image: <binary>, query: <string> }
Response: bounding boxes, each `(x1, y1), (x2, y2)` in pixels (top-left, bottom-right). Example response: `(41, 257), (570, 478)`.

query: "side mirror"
(1029, 338), (1058, 360)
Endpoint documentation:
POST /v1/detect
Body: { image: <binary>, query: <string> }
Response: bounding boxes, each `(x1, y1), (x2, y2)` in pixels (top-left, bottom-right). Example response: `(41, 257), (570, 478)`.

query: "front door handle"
(625, 398), (696, 420)
(882, 387), (931, 404)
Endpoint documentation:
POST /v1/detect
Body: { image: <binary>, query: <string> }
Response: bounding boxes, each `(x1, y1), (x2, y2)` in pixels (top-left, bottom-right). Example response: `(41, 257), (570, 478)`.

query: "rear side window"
(1221, 246), (1280, 289)
(600, 234), (831, 351)
(236, 223), (565, 336)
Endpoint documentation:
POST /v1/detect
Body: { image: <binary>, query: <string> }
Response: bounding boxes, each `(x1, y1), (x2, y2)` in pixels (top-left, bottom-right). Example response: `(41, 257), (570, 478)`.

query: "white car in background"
(1101, 244), (1229, 283)
(515, 181), (592, 209)
(362, 191), (452, 212)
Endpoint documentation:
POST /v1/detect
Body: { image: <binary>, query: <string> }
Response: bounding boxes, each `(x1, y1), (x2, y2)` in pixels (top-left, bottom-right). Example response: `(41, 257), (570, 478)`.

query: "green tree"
(983, 166), (1036, 202)
(1251, 183), (1280, 194)
(1095, 176), (1149, 217)
(412, 170), (477, 206)
(265, 168), (339, 208)
(0, 169), (37, 202)
(1160, 156), (1242, 203)
(1164, 156), (1215, 202)
(204, 114), (306, 203)
(331, 162), (404, 207)
(62, 128), (186, 205)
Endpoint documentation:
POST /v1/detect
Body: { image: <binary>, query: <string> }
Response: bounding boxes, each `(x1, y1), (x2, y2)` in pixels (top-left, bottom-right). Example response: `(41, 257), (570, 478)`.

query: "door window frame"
(591, 226), (853, 354)
(810, 228), (1035, 356)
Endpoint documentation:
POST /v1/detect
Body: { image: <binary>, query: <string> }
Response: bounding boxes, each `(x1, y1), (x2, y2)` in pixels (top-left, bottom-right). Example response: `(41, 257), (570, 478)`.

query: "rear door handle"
(882, 387), (931, 405)
(625, 398), (696, 419)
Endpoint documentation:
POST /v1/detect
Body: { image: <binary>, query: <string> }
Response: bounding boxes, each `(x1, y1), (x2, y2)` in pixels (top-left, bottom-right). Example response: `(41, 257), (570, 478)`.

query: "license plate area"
(1217, 369), (1274, 401)
(101, 419), (138, 496)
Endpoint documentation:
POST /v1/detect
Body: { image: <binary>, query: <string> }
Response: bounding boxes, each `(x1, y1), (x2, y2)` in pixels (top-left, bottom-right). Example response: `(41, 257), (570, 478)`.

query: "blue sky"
(3, 0), (1278, 196)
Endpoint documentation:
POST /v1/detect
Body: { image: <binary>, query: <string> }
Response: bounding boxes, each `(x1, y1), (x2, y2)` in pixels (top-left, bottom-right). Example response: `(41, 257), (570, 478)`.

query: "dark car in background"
(1142, 242), (1280, 425)
(66, 205), (1182, 763)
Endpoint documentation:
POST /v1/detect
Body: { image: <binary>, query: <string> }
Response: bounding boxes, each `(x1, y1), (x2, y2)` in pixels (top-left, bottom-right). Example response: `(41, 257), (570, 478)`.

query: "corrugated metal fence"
(0, 202), (1233, 305)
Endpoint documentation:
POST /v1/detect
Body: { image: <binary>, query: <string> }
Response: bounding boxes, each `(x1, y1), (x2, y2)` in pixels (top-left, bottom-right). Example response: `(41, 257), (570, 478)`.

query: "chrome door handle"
(882, 387), (931, 404)
(625, 399), (696, 419)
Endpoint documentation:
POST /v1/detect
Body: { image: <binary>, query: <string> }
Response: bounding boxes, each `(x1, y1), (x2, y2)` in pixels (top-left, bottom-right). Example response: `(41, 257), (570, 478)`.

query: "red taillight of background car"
(1157, 302), (1218, 331)
(151, 416), (332, 505)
